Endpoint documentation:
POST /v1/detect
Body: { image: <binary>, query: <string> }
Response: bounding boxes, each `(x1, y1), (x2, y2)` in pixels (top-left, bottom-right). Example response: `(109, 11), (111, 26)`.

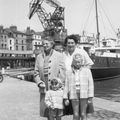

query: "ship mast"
(95, 0), (100, 47)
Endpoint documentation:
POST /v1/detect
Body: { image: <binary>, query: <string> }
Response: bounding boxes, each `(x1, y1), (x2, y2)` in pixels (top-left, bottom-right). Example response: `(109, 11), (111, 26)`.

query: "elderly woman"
(34, 38), (66, 120)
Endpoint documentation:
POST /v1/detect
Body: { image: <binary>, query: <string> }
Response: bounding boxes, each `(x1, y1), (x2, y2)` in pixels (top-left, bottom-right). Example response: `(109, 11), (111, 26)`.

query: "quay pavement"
(0, 76), (120, 120)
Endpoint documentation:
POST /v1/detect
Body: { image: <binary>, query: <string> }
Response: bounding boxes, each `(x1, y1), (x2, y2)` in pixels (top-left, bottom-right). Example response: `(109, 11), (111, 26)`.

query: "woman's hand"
(88, 97), (93, 103)
(64, 99), (69, 106)
(38, 82), (45, 88)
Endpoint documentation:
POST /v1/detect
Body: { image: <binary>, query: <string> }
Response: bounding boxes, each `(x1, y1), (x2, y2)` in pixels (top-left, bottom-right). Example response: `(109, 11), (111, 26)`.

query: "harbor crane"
(28, 0), (65, 41)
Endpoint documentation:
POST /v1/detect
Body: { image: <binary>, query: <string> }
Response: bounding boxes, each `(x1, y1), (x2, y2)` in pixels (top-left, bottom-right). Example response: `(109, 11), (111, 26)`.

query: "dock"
(0, 75), (120, 120)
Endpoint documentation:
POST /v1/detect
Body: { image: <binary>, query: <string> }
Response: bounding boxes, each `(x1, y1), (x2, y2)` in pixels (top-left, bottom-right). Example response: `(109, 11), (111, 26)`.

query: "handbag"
(86, 102), (94, 114)
(63, 99), (73, 115)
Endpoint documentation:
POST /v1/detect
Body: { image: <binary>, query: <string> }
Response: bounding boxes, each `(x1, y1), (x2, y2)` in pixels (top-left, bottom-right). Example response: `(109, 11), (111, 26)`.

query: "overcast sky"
(0, 0), (120, 39)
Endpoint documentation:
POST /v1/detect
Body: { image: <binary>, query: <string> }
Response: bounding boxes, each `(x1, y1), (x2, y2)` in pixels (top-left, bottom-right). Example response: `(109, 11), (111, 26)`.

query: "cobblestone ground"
(0, 76), (120, 120)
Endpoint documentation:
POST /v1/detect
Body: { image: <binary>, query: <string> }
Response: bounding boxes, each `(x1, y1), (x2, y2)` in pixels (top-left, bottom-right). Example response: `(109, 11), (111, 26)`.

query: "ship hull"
(91, 56), (120, 81)
(91, 67), (120, 81)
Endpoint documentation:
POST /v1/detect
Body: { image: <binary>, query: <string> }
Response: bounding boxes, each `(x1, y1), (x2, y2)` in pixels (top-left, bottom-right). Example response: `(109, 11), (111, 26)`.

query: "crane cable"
(98, 3), (107, 37)
(82, 0), (94, 31)
(98, 0), (117, 36)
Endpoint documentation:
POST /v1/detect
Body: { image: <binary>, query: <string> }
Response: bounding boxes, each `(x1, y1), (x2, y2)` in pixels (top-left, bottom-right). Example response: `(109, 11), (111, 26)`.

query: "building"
(0, 26), (8, 50)
(0, 25), (34, 68)
(32, 32), (42, 50)
(9, 26), (27, 51)
(102, 38), (117, 47)
(26, 27), (43, 57)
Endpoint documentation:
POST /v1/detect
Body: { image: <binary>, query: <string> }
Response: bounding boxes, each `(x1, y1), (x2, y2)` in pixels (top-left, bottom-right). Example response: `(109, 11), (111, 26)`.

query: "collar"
(42, 49), (53, 58)
(64, 47), (79, 56)
(72, 66), (82, 74)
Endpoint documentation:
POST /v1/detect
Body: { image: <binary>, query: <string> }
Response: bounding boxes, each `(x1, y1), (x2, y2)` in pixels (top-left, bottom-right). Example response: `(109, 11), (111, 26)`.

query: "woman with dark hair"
(63, 34), (93, 71)
(63, 34), (94, 118)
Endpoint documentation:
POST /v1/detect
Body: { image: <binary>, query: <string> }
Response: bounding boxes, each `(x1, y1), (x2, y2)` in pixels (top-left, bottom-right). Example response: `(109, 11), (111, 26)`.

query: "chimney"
(0, 25), (4, 33)
(26, 27), (31, 33)
(10, 26), (17, 31)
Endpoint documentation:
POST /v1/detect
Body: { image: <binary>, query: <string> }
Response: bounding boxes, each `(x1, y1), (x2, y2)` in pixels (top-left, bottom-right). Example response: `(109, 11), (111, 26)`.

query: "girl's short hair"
(50, 77), (62, 89)
(64, 34), (78, 46)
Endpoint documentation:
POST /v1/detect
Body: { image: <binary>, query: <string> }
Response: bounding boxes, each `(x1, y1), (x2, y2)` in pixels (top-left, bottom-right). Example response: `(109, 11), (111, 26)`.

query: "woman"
(63, 34), (94, 71)
(34, 38), (66, 120)
(63, 34), (94, 118)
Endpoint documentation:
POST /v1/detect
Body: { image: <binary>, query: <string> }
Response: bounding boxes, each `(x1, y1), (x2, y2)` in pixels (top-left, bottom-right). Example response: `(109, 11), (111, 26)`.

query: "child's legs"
(80, 99), (88, 120)
(56, 116), (61, 120)
(56, 109), (62, 120)
(71, 99), (80, 120)
(49, 108), (55, 120)
(49, 115), (55, 120)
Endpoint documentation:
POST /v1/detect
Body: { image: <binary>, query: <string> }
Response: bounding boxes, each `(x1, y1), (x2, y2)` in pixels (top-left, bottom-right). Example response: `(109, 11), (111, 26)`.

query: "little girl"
(45, 77), (63, 120)
(63, 53), (94, 120)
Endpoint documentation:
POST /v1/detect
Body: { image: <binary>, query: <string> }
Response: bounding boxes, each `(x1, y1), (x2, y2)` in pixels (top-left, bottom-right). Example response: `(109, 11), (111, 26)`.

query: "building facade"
(0, 26), (8, 50)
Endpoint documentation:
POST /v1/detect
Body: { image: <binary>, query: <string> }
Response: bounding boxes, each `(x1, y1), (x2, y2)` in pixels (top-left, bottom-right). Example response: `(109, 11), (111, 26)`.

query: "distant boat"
(91, 47), (120, 81)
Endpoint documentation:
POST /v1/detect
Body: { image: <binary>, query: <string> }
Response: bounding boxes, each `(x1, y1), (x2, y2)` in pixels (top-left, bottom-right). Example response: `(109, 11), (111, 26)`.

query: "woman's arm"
(63, 71), (69, 99)
(34, 55), (44, 86)
(59, 53), (66, 87)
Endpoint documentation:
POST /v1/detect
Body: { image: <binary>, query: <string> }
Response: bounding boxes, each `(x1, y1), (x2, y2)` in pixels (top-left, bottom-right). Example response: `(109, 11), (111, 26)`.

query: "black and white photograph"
(0, 0), (120, 120)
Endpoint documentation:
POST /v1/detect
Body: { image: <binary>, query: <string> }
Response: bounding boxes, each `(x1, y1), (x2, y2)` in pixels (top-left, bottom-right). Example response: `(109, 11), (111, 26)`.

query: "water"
(94, 77), (120, 102)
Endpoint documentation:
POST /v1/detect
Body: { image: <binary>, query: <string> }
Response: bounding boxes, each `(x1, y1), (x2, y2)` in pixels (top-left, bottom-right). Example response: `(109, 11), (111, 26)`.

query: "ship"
(78, 40), (120, 81)
(91, 47), (120, 81)
(79, 0), (120, 81)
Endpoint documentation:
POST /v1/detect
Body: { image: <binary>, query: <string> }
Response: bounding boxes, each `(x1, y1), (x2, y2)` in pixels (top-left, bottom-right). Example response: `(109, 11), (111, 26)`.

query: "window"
(10, 47), (12, 50)
(5, 44), (6, 49)
(22, 40), (23, 44)
(16, 40), (18, 44)
(22, 46), (24, 51)
(10, 40), (12, 44)
(16, 46), (18, 50)
(1, 44), (3, 48)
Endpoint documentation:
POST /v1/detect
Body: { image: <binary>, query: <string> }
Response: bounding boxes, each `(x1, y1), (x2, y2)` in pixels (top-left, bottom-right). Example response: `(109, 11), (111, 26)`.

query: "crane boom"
(29, 0), (43, 19)
(28, 0), (65, 40)
(44, 0), (61, 8)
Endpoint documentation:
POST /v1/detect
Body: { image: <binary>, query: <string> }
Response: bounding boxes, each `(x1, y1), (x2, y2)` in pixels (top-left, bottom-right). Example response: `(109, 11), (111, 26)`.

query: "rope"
(98, 0), (117, 36)
(83, 0), (94, 31)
